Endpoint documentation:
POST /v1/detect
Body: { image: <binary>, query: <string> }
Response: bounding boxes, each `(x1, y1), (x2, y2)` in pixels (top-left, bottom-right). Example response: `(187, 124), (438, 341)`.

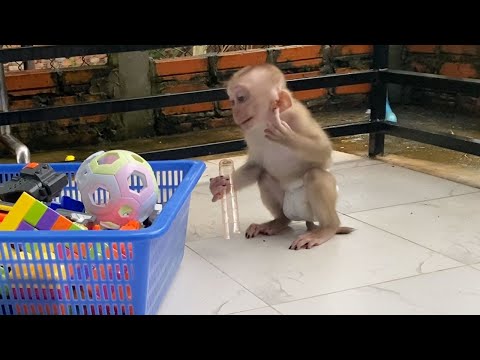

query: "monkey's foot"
(306, 222), (355, 234)
(289, 227), (339, 250)
(245, 219), (290, 239)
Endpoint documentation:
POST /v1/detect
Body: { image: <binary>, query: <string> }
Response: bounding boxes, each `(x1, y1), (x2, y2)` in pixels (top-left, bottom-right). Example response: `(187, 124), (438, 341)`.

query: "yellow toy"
(0, 192), (86, 231)
(1, 243), (65, 280)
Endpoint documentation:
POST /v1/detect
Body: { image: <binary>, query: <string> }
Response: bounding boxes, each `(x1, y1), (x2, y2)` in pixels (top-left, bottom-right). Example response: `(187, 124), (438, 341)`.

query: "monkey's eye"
(237, 95), (247, 103)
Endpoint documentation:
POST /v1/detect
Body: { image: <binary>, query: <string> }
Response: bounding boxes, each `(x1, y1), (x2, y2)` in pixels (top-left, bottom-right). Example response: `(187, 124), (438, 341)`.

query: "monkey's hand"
(264, 108), (298, 146)
(266, 108), (332, 166)
(209, 176), (231, 202)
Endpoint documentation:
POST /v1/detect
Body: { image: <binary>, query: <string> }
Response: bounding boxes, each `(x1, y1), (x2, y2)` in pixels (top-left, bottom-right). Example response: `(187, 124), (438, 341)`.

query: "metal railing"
(0, 45), (479, 163)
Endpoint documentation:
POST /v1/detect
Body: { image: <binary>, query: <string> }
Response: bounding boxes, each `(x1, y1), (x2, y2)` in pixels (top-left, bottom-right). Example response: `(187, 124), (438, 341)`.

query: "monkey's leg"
(246, 172), (291, 239)
(290, 169), (353, 250)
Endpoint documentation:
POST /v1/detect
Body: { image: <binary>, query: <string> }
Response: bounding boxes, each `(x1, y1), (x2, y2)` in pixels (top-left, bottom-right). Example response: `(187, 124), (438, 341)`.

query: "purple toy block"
(17, 221), (35, 231)
(35, 207), (60, 230)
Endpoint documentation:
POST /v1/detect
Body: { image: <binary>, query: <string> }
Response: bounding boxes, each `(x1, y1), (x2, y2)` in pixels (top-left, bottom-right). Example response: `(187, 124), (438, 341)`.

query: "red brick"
(208, 118), (232, 128)
(405, 45), (437, 54)
(284, 71), (322, 80)
(155, 57), (208, 76)
(410, 61), (428, 73)
(333, 45), (373, 56)
(9, 99), (34, 110)
(162, 83), (208, 94)
(276, 46), (322, 63)
(440, 45), (480, 56)
(333, 68), (372, 94)
(163, 102), (214, 115)
(293, 88), (328, 101)
(63, 67), (107, 85)
(217, 49), (267, 70)
(56, 119), (72, 127)
(439, 62), (478, 78)
(218, 100), (232, 110)
(289, 58), (323, 69)
(9, 88), (56, 96)
(5, 70), (55, 91)
(161, 73), (208, 82)
(335, 84), (372, 95)
(80, 115), (108, 124)
(52, 96), (77, 106)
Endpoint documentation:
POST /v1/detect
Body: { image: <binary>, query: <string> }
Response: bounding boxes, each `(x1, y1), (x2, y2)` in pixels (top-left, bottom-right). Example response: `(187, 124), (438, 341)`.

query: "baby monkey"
(210, 64), (353, 250)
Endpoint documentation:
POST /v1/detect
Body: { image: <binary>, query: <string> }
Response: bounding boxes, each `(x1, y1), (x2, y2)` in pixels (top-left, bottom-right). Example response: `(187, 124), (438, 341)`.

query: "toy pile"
(0, 150), (162, 232)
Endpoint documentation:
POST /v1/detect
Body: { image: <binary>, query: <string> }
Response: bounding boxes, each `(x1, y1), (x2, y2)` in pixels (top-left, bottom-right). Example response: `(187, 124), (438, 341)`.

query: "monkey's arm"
(232, 161), (263, 191)
(265, 109), (332, 165)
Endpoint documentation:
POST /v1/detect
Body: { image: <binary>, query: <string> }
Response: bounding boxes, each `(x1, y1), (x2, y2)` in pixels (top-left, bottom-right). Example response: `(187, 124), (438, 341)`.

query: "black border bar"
(139, 122), (386, 160)
(381, 70), (480, 97)
(385, 123), (480, 157)
(0, 45), (175, 63)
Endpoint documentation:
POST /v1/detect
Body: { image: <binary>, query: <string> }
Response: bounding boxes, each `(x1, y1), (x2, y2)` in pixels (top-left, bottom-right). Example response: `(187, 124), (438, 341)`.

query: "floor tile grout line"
(344, 189), (480, 215)
(228, 306), (282, 315)
(186, 209), (470, 308)
(187, 157), (480, 311)
(469, 264), (480, 272)
(270, 264), (471, 309)
(186, 236), (467, 309)
(342, 213), (470, 265)
(330, 162), (386, 171)
(185, 244), (270, 309)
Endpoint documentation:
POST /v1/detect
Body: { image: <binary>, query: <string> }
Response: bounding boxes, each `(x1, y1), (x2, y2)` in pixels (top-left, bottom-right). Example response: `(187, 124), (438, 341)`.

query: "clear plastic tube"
(219, 159), (240, 239)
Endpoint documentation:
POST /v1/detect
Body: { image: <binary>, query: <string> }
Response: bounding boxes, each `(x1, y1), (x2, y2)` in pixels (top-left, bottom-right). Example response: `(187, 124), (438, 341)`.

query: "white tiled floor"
(157, 151), (480, 315)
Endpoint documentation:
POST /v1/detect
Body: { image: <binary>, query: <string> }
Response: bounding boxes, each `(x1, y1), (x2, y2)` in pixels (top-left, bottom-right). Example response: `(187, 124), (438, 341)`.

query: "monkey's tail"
(337, 226), (355, 234)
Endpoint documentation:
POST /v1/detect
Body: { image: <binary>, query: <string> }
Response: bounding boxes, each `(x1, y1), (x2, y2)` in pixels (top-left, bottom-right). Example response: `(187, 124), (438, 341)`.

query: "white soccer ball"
(75, 150), (160, 227)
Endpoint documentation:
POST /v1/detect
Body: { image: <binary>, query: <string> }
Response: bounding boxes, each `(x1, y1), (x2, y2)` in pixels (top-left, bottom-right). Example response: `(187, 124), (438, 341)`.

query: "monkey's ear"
(278, 90), (293, 112)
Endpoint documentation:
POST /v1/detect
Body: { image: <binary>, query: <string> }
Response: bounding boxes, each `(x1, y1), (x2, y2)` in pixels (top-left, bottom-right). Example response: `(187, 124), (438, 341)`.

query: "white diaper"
(282, 177), (339, 222)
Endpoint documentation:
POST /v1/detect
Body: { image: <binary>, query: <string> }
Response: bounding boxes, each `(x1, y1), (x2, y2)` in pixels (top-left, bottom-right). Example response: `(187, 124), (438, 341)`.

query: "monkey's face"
(227, 84), (274, 132)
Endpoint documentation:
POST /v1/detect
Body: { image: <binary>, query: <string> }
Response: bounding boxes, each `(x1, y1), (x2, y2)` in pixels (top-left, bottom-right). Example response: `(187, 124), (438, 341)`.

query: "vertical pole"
(369, 45), (389, 157)
(0, 64), (31, 164)
(21, 45), (36, 70)
(0, 65), (7, 112)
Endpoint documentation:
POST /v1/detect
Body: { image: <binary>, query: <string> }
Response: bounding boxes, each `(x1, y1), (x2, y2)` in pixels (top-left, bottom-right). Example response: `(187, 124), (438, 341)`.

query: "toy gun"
(0, 162), (68, 203)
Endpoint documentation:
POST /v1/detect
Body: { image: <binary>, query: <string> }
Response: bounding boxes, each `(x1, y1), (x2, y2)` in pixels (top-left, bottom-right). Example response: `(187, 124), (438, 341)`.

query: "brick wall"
(1, 45), (373, 151)
(4, 66), (115, 150)
(3, 54), (108, 72)
(152, 45), (373, 135)
(401, 45), (480, 114)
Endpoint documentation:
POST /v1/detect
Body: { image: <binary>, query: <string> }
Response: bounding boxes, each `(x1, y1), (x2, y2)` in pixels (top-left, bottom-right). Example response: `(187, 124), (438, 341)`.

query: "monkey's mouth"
(240, 116), (253, 126)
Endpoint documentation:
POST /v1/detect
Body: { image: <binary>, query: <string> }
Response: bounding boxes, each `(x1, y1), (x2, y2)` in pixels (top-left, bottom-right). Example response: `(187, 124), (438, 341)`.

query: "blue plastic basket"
(0, 159), (205, 315)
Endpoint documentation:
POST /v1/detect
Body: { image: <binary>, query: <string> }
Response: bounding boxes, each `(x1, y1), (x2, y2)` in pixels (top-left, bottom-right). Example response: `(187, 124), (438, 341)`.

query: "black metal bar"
(139, 122), (385, 160)
(140, 139), (247, 161)
(325, 121), (386, 138)
(0, 45), (177, 63)
(381, 69), (480, 97)
(0, 88), (227, 126)
(0, 71), (375, 126)
(21, 45), (35, 70)
(385, 123), (480, 157)
(286, 70), (376, 92)
(369, 45), (389, 157)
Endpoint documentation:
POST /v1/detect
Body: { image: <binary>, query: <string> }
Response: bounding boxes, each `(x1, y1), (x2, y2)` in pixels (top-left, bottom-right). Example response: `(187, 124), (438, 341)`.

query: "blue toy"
(385, 93), (397, 123)
(49, 195), (85, 212)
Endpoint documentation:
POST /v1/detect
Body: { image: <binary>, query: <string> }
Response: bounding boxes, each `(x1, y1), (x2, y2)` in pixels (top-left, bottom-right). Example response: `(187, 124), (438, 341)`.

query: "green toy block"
(24, 201), (48, 226)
